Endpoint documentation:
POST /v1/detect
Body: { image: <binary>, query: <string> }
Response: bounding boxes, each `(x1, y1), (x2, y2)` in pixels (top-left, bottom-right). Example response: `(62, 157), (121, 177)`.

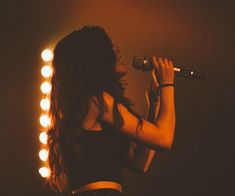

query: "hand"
(151, 56), (174, 85)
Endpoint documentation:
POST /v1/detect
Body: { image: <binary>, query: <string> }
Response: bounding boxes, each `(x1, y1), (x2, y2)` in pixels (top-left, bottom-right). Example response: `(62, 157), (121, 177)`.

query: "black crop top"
(65, 121), (131, 189)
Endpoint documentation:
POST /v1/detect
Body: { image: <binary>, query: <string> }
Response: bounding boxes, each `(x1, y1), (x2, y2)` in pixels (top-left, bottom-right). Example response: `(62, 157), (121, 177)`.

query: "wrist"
(158, 83), (174, 89)
(158, 83), (174, 93)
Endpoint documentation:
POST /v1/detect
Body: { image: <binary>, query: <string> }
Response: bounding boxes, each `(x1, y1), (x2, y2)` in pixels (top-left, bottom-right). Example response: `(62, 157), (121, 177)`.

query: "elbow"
(154, 139), (173, 151)
(163, 140), (173, 150)
(162, 134), (174, 150)
(158, 129), (175, 150)
(155, 121), (175, 150)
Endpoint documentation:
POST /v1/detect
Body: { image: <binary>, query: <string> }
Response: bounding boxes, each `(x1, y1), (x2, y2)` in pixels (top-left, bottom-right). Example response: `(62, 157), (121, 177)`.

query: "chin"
(116, 72), (127, 78)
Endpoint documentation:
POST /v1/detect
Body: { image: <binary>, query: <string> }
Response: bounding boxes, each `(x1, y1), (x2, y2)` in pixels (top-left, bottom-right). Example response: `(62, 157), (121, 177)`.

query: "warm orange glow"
(40, 98), (50, 111)
(39, 167), (51, 178)
(41, 65), (53, 78)
(40, 82), (52, 94)
(39, 149), (49, 161)
(39, 131), (48, 144)
(39, 114), (51, 128)
(41, 49), (53, 62)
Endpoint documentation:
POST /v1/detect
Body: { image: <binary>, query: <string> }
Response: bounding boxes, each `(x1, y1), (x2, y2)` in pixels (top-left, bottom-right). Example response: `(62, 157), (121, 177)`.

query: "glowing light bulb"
(40, 98), (50, 111)
(39, 131), (48, 144)
(39, 167), (51, 178)
(41, 65), (53, 78)
(39, 114), (51, 128)
(39, 149), (49, 161)
(40, 82), (52, 94)
(41, 49), (53, 62)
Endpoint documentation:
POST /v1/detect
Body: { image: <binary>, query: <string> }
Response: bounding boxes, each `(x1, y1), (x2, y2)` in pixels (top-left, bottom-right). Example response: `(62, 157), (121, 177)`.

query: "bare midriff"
(72, 181), (122, 194)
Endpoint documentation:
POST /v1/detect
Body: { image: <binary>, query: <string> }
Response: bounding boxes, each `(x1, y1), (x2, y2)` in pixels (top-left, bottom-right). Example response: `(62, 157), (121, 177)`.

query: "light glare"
(40, 82), (52, 94)
(41, 65), (53, 78)
(39, 167), (51, 178)
(40, 98), (50, 111)
(39, 132), (48, 144)
(39, 149), (49, 161)
(41, 49), (53, 62)
(39, 114), (51, 128)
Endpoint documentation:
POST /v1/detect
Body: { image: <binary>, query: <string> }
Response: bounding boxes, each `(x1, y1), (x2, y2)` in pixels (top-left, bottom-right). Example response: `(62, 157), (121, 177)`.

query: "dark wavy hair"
(47, 26), (143, 193)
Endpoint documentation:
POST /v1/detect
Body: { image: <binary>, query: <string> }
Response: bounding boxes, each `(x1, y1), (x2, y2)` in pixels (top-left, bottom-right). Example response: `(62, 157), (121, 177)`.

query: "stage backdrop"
(1, 0), (234, 195)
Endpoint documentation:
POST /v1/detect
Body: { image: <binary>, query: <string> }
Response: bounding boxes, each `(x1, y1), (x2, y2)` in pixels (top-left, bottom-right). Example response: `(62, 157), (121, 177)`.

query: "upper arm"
(102, 91), (170, 149)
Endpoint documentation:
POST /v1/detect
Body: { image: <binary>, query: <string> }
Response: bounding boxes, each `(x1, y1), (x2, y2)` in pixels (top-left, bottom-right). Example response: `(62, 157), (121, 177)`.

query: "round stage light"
(40, 82), (52, 94)
(41, 49), (53, 62)
(39, 149), (49, 162)
(39, 132), (48, 144)
(39, 167), (51, 178)
(40, 98), (50, 111)
(41, 65), (53, 78)
(39, 114), (51, 128)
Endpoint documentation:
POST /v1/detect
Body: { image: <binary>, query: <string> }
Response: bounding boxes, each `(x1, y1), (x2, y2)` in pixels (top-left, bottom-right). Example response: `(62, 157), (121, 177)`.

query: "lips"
(115, 62), (127, 78)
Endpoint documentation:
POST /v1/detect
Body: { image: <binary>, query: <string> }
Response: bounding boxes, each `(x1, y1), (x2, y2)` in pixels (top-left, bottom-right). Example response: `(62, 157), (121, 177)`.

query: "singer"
(46, 26), (176, 196)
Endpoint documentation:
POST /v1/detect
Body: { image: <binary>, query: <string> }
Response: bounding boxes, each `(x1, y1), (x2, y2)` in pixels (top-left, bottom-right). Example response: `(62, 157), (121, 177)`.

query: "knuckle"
(152, 56), (159, 66)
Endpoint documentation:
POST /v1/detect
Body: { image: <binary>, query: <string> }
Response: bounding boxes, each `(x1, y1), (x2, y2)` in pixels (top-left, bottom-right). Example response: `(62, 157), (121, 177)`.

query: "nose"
(113, 46), (121, 60)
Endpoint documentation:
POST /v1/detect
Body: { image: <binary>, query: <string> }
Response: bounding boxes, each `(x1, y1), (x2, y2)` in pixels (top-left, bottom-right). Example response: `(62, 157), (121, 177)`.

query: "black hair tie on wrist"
(158, 83), (175, 90)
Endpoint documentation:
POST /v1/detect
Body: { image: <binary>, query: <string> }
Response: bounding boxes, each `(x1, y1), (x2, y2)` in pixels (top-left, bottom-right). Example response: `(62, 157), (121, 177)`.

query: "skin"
(113, 45), (127, 77)
(82, 47), (175, 172)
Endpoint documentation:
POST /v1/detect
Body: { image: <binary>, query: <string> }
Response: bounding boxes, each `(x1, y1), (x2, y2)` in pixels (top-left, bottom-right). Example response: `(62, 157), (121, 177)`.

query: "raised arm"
(102, 56), (176, 150)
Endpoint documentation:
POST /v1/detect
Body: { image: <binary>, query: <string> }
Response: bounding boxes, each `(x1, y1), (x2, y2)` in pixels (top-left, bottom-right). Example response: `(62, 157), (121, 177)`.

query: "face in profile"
(113, 45), (127, 78)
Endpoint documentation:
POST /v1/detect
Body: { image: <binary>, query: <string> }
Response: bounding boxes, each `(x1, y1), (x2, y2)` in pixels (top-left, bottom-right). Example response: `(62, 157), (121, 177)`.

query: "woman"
(47, 26), (175, 196)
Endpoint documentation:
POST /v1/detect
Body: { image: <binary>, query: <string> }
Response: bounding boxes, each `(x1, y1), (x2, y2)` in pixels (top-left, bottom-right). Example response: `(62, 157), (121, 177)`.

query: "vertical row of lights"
(38, 48), (54, 178)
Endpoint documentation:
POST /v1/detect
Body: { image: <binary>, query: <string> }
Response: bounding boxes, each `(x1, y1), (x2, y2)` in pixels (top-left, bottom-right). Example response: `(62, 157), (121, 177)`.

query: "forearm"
(155, 87), (175, 147)
(130, 86), (176, 172)
(133, 87), (176, 169)
(131, 98), (160, 172)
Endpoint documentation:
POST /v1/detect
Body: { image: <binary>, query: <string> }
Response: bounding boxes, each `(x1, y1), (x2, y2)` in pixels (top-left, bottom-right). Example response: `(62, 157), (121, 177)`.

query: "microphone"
(133, 57), (204, 79)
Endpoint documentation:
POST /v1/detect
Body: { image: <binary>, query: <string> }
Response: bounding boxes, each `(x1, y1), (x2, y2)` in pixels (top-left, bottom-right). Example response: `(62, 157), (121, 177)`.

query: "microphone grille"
(132, 57), (152, 71)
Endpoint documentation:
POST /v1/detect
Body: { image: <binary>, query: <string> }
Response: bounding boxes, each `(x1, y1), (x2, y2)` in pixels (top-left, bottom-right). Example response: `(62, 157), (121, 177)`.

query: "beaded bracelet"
(158, 83), (175, 90)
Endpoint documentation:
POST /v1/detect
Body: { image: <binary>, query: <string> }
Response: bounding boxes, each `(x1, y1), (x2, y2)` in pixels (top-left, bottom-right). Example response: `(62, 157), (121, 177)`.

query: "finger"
(163, 58), (169, 67)
(152, 56), (160, 68)
(169, 60), (174, 68)
(152, 56), (161, 79)
(158, 57), (164, 69)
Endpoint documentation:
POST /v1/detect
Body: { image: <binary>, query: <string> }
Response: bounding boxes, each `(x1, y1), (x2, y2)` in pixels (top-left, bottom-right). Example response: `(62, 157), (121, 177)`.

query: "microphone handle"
(133, 57), (204, 79)
(174, 67), (204, 79)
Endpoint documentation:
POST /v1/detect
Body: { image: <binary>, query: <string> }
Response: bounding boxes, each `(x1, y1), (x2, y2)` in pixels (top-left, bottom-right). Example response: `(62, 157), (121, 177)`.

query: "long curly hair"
(47, 26), (143, 193)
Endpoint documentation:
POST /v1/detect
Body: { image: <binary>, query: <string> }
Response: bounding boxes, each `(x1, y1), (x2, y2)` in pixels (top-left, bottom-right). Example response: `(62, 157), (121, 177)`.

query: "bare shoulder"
(102, 91), (115, 106)
(102, 91), (128, 112)
(102, 91), (115, 123)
